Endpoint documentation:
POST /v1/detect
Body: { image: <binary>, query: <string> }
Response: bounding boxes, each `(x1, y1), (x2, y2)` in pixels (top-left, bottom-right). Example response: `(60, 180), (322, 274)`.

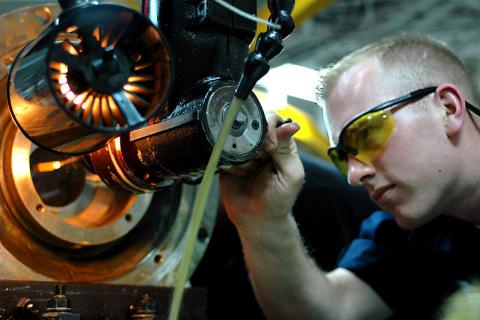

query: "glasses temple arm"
(466, 102), (480, 117)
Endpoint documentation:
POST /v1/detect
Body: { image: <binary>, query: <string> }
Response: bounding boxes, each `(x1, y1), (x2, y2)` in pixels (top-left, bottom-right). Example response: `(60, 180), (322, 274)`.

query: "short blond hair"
(316, 34), (480, 105)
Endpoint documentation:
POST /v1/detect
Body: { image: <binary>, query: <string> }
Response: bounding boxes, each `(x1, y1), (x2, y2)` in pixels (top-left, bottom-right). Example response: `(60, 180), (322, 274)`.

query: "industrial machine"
(0, 0), (294, 318)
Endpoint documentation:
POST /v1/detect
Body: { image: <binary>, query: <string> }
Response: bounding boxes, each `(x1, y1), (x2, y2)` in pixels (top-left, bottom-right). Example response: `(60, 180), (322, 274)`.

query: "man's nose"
(346, 156), (376, 186)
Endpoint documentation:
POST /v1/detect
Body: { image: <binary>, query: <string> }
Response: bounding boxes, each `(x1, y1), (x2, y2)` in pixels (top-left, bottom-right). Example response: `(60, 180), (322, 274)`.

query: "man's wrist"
(236, 213), (299, 251)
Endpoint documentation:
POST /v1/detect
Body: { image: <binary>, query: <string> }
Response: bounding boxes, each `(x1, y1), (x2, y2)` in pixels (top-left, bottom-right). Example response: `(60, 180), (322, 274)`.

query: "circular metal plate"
(202, 85), (267, 164)
(0, 84), (218, 283)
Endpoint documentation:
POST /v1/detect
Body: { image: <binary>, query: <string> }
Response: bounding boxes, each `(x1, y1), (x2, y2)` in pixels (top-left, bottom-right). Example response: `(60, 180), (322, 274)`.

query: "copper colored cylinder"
(88, 81), (267, 193)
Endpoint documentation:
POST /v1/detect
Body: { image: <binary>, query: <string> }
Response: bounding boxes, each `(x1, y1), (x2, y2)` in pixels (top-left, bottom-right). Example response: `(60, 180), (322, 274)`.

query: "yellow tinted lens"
(328, 148), (348, 175)
(342, 110), (396, 165)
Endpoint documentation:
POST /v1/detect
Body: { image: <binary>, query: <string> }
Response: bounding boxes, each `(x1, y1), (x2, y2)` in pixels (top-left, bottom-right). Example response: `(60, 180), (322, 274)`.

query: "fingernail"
(276, 118), (293, 128)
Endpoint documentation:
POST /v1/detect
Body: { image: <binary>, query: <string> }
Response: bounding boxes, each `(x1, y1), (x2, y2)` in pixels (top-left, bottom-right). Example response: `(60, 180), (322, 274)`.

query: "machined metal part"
(89, 80), (267, 192)
(59, 0), (92, 11)
(156, 0), (256, 114)
(201, 84), (267, 164)
(11, 128), (152, 246)
(42, 284), (81, 319)
(88, 134), (178, 193)
(0, 281), (207, 319)
(143, 0), (160, 28)
(0, 10), (217, 282)
(7, 3), (172, 155)
(129, 111), (200, 142)
(0, 110), (217, 283)
(0, 5), (61, 80)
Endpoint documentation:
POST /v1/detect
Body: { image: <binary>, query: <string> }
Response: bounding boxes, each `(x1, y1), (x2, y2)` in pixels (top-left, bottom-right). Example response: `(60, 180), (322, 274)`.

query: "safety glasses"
(328, 86), (480, 175)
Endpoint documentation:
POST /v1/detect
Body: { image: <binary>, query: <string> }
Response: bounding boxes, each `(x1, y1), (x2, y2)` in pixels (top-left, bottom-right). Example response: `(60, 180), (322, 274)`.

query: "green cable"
(168, 96), (244, 320)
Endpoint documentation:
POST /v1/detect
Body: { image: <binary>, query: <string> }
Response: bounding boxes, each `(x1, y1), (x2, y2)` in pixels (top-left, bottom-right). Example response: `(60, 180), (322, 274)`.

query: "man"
(220, 34), (480, 319)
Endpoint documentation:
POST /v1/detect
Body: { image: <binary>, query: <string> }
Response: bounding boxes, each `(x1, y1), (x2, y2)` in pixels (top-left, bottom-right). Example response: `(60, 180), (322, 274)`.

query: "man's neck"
(450, 154), (480, 225)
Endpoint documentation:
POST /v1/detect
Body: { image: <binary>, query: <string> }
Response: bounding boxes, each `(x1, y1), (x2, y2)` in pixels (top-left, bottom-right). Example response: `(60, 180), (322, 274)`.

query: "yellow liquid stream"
(168, 96), (244, 320)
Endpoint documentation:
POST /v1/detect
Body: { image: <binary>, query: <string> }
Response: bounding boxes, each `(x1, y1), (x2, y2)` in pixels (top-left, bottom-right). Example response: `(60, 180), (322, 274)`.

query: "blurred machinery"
(0, 0), (268, 318)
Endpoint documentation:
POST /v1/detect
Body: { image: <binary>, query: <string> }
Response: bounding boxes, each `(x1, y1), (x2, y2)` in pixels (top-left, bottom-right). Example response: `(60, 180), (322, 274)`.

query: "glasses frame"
(328, 86), (480, 164)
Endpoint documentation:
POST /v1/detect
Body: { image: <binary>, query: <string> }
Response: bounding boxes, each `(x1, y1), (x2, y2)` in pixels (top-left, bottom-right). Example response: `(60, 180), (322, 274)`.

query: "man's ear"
(436, 83), (466, 138)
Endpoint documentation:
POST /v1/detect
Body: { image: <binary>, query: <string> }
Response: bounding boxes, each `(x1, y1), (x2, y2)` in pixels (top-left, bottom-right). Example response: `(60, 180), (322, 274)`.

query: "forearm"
(237, 214), (340, 320)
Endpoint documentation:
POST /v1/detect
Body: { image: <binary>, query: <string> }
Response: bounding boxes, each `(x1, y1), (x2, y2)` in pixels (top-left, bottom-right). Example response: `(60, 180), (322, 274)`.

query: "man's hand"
(220, 112), (305, 232)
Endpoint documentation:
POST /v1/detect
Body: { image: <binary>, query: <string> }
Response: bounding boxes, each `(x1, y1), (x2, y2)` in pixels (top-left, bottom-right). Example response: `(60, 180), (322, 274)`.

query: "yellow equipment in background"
(254, 0), (334, 50)
(254, 0), (333, 161)
(254, 90), (330, 160)
(277, 104), (330, 160)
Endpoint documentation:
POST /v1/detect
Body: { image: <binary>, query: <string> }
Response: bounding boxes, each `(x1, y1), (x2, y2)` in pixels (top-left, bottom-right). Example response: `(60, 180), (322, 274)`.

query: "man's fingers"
(270, 122), (303, 184)
(263, 112), (283, 152)
(224, 112), (300, 178)
(277, 122), (300, 144)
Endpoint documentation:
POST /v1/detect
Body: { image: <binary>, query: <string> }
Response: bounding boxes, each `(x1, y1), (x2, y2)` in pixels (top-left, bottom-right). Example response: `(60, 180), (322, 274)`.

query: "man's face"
(324, 58), (457, 229)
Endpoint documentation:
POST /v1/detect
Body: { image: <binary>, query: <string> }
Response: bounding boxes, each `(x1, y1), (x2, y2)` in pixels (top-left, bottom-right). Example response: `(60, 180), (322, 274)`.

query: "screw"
(198, 227), (209, 241)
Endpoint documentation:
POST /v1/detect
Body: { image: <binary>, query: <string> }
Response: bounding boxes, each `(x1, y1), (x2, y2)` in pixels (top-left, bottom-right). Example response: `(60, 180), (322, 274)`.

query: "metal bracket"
(129, 111), (200, 142)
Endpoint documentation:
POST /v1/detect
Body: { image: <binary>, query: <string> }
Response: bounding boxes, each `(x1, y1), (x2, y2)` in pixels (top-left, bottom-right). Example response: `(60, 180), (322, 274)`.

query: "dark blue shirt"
(338, 211), (480, 319)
